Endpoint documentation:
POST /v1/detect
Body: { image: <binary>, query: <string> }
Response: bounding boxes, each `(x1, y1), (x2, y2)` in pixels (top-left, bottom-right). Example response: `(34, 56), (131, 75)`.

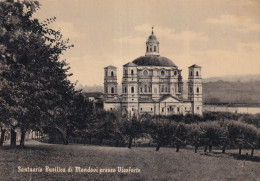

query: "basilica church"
(103, 29), (203, 116)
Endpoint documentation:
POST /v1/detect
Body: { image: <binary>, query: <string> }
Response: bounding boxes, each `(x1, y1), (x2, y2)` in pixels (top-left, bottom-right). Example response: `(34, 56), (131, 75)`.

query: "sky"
(34, 0), (260, 86)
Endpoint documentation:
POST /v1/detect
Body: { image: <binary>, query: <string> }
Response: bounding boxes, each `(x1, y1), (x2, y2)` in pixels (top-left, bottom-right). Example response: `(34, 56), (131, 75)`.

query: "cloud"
(114, 36), (144, 45)
(205, 14), (260, 32)
(51, 21), (86, 39)
(114, 24), (208, 45)
(135, 24), (208, 41)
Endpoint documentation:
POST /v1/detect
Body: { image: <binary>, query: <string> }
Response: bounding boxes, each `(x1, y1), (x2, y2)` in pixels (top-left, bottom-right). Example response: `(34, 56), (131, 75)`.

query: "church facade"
(103, 29), (203, 117)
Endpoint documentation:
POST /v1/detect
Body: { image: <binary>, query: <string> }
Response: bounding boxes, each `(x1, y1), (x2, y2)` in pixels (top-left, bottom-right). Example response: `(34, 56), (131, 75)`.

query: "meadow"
(0, 141), (259, 181)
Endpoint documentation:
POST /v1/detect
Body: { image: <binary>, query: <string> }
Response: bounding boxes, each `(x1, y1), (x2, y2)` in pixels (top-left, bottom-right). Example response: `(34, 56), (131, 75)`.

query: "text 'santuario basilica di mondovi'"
(103, 29), (202, 117)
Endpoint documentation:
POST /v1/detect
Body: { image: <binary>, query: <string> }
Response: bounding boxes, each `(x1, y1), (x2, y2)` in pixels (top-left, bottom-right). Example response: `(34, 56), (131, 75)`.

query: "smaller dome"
(148, 34), (158, 41)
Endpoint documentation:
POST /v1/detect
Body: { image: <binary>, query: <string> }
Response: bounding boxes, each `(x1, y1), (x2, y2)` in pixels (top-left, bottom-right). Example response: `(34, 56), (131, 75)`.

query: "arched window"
(197, 87), (199, 93)
(131, 69), (134, 75)
(111, 87), (114, 94)
(111, 71), (114, 77)
(124, 87), (127, 93)
(131, 87), (134, 93)
(161, 85), (164, 92)
(190, 71), (193, 76)
(140, 87), (143, 92)
(196, 71), (199, 76)
(143, 70), (148, 76)
(146, 46), (148, 52)
(144, 85), (147, 92)
(161, 70), (165, 76)
(154, 46), (156, 51)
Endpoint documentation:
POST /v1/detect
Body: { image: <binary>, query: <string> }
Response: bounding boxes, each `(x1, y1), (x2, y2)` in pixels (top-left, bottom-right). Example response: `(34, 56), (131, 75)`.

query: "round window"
(143, 70), (148, 76)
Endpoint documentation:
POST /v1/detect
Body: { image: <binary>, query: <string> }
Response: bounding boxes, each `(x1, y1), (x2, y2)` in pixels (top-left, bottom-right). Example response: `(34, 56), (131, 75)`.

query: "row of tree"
(61, 111), (260, 157)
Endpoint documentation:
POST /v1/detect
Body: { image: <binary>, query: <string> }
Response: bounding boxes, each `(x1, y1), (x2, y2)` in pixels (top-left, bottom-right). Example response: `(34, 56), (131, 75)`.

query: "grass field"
(0, 141), (259, 181)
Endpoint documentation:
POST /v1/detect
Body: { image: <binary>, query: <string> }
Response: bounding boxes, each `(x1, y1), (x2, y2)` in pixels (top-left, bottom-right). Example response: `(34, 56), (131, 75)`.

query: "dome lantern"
(145, 27), (160, 56)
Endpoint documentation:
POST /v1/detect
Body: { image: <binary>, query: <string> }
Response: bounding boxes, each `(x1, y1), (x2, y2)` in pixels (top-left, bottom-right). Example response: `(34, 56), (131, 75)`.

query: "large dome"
(132, 56), (176, 67)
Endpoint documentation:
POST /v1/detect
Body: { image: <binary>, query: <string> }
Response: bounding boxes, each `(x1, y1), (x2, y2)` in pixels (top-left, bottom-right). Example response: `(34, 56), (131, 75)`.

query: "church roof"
(147, 27), (159, 43)
(123, 62), (138, 67)
(159, 95), (183, 102)
(189, 64), (201, 68)
(147, 34), (159, 43)
(104, 65), (117, 69)
(132, 56), (176, 67)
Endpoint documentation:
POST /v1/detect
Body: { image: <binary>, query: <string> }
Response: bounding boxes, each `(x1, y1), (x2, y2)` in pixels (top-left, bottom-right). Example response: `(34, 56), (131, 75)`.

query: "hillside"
(203, 80), (260, 104)
(1, 141), (259, 181)
(77, 79), (260, 105)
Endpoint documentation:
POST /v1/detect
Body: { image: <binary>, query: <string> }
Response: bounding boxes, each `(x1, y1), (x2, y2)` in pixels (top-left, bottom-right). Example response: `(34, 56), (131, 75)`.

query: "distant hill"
(78, 74), (260, 104)
(76, 84), (104, 93)
(204, 74), (260, 83)
(203, 80), (260, 104)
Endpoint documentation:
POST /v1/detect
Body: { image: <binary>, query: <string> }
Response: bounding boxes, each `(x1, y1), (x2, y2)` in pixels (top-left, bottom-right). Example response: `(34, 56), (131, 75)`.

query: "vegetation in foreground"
(0, 141), (259, 181)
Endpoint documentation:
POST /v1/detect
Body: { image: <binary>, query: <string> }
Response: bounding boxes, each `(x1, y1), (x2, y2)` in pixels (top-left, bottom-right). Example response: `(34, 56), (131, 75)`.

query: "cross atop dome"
(146, 28), (160, 56)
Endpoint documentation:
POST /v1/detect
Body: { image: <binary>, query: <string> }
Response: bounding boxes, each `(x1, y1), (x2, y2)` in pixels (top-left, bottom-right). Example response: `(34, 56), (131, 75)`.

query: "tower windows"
(197, 87), (199, 93)
(131, 87), (134, 93)
(190, 71), (193, 76)
(145, 85), (147, 92)
(131, 69), (134, 75)
(154, 46), (156, 51)
(161, 85), (164, 92)
(190, 87), (193, 93)
(124, 69), (127, 75)
(174, 71), (177, 76)
(140, 87), (143, 92)
(111, 71), (114, 77)
(161, 70), (165, 76)
(105, 70), (108, 76)
(124, 87), (127, 93)
(196, 71), (199, 76)
(111, 87), (114, 94)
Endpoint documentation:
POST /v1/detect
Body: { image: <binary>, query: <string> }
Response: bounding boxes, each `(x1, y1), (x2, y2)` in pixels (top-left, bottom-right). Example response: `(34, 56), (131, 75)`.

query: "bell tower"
(104, 65), (118, 98)
(145, 27), (160, 56)
(188, 64), (203, 115)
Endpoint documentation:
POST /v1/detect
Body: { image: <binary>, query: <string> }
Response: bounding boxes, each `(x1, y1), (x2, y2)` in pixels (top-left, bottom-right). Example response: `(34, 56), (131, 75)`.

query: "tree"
(0, 0), (74, 147)
(187, 124), (201, 153)
(121, 115), (142, 149)
(144, 117), (176, 151)
(200, 121), (223, 152)
(172, 123), (188, 152)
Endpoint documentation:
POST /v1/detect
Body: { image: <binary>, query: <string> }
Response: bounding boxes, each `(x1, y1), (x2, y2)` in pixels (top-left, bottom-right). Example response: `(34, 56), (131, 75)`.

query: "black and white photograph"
(0, 0), (260, 180)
